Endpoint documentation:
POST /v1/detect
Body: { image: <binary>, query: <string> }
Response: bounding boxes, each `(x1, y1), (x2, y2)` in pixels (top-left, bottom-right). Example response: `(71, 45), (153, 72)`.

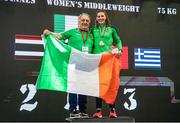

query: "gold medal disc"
(99, 41), (104, 46)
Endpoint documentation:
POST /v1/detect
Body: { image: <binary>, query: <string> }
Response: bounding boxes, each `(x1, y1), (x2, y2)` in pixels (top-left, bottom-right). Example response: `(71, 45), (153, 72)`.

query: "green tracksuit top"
(91, 24), (122, 54)
(61, 28), (93, 53)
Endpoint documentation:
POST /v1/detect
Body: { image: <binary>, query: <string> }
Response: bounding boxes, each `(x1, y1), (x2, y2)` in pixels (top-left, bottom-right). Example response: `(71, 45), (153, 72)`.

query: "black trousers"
(96, 97), (115, 109)
(69, 93), (87, 113)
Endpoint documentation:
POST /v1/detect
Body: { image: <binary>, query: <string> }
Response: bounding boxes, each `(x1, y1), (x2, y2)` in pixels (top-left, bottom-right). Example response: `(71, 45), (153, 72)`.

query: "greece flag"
(134, 48), (161, 69)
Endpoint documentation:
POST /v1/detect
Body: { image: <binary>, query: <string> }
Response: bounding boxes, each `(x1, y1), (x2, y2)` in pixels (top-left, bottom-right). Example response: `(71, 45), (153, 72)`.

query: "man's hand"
(43, 29), (62, 39)
(43, 29), (51, 35)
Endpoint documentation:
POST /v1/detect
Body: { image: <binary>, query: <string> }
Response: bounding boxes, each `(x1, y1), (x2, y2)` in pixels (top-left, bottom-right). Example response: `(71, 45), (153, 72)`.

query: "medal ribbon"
(79, 30), (89, 44)
(99, 26), (107, 38)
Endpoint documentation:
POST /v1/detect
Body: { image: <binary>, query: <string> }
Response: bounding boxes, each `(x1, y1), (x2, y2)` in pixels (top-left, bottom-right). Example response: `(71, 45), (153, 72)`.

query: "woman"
(91, 10), (123, 118)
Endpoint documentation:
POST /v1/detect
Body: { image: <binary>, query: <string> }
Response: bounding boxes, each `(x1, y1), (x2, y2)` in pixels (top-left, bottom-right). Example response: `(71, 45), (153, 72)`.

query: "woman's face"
(96, 12), (106, 25)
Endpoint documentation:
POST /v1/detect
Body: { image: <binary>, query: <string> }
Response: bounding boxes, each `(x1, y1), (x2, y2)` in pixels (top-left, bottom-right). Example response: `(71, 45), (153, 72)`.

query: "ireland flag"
(36, 35), (121, 104)
(54, 14), (78, 33)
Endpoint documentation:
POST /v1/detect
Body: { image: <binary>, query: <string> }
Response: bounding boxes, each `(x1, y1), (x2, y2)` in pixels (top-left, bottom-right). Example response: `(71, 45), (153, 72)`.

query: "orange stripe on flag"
(99, 54), (121, 104)
(99, 54), (113, 97)
(103, 57), (121, 104)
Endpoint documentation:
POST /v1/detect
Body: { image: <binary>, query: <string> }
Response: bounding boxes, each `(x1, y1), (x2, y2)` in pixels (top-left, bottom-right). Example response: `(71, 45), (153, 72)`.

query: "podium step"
(66, 116), (135, 122)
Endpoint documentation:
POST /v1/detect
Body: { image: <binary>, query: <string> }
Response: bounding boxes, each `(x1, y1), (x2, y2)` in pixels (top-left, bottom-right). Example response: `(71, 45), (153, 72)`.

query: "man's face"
(78, 15), (90, 31)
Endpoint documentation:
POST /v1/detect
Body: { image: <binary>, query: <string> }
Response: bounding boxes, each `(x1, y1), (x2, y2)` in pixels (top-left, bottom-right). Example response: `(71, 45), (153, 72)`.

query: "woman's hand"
(111, 47), (122, 58)
(115, 50), (122, 58)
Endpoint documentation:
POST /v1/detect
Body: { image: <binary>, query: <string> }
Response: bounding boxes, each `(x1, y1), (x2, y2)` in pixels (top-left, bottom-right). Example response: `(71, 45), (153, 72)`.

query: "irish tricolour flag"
(54, 14), (78, 33)
(36, 35), (121, 104)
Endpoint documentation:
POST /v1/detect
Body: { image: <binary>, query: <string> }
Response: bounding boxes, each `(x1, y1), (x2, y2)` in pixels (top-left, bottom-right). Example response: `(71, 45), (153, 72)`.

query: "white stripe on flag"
(144, 55), (160, 58)
(65, 16), (78, 31)
(135, 63), (161, 67)
(135, 59), (160, 62)
(15, 51), (44, 56)
(144, 51), (160, 54)
(15, 39), (44, 45)
(67, 48), (102, 97)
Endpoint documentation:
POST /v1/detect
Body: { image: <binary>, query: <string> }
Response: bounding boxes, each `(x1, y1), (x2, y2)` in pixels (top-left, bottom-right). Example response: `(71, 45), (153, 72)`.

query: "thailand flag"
(15, 34), (44, 61)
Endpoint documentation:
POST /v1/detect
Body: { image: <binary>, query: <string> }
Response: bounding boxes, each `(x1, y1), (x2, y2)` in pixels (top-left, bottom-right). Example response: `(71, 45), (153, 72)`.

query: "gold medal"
(99, 41), (104, 46)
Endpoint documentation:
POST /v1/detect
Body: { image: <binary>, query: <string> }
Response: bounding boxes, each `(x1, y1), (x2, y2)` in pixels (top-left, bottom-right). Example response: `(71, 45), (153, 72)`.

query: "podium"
(66, 116), (135, 122)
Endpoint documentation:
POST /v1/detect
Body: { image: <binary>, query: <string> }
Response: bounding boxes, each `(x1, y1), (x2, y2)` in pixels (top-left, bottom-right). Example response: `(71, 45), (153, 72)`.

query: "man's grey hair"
(78, 13), (91, 21)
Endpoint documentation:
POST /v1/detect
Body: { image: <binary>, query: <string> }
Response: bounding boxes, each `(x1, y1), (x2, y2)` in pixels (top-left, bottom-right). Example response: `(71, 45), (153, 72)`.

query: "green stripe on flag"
(54, 14), (65, 33)
(36, 35), (71, 92)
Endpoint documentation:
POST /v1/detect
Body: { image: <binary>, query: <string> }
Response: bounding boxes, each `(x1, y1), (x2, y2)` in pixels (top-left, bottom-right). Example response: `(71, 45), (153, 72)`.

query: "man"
(43, 13), (93, 118)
